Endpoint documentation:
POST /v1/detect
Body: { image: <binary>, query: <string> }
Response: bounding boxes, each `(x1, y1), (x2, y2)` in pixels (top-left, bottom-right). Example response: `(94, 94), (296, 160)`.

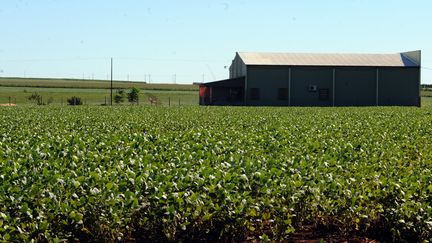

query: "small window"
(278, 88), (288, 100)
(250, 88), (260, 100)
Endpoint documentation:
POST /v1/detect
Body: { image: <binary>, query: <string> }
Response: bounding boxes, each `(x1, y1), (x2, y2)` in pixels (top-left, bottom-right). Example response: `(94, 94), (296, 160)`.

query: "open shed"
(199, 77), (245, 105)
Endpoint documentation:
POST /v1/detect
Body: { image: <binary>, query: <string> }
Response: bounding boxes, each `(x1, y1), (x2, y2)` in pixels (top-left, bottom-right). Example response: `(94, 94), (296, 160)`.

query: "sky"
(0, 0), (431, 84)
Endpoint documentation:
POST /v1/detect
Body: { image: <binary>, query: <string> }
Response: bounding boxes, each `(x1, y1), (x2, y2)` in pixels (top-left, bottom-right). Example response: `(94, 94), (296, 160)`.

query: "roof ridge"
(238, 51), (400, 56)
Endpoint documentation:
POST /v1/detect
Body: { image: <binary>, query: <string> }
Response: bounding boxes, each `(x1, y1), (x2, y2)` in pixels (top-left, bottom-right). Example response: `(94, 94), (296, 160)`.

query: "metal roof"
(237, 52), (419, 67)
(200, 77), (245, 87)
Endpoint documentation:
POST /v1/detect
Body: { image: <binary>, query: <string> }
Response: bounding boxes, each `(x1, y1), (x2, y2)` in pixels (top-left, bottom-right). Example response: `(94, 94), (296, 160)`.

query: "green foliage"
(0, 106), (432, 241)
(27, 93), (53, 105)
(114, 90), (125, 104)
(67, 96), (83, 105)
(127, 87), (140, 104)
(27, 92), (44, 105)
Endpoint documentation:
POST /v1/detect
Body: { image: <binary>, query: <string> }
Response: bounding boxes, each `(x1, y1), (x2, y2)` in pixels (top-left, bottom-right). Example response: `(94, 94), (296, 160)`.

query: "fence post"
(8, 96), (11, 105)
(169, 97), (170, 107)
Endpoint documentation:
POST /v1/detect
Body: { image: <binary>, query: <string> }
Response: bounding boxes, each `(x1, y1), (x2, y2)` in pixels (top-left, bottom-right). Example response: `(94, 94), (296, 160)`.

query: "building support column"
(288, 67), (292, 106)
(332, 68), (336, 107)
(376, 68), (379, 106)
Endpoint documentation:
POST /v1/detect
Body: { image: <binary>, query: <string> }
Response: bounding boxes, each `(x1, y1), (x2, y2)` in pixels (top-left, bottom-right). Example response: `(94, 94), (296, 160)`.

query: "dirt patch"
(0, 103), (16, 106)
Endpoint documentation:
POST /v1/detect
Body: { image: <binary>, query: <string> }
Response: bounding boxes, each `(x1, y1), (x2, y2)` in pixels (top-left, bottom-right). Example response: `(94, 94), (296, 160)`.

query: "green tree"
(27, 92), (44, 105)
(114, 90), (125, 104)
(127, 87), (140, 104)
(67, 96), (83, 106)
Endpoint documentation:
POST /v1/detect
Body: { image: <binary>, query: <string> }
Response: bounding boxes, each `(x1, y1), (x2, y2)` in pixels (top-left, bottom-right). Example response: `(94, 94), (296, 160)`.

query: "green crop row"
(0, 106), (432, 241)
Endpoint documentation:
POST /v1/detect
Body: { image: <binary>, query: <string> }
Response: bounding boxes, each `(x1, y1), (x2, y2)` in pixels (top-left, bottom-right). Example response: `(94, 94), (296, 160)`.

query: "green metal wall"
(291, 67), (333, 106)
(247, 66), (289, 106)
(245, 66), (419, 106)
(335, 67), (376, 106)
(378, 68), (419, 106)
(230, 53), (247, 79)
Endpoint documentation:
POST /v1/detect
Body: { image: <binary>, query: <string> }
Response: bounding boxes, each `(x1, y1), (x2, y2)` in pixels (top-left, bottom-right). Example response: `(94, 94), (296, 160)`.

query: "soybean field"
(1, 104), (432, 241)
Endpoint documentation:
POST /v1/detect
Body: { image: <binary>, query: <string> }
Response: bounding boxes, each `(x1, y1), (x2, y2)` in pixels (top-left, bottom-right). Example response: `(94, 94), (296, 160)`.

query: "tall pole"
(110, 57), (113, 106)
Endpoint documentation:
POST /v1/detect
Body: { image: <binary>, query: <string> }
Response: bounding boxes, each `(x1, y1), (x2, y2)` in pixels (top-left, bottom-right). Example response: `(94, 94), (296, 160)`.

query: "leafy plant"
(114, 90), (125, 104)
(0, 106), (431, 241)
(67, 96), (83, 105)
(127, 87), (140, 104)
(27, 92), (44, 105)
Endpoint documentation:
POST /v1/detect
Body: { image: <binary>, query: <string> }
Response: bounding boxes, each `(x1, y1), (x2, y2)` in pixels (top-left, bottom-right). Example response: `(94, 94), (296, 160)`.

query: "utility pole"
(110, 58), (113, 106)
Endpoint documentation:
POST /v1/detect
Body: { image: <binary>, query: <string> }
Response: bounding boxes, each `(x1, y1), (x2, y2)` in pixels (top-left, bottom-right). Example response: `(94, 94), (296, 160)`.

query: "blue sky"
(0, 0), (431, 84)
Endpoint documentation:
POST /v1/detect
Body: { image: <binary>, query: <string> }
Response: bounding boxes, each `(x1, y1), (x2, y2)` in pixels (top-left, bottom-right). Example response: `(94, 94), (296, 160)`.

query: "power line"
(0, 57), (109, 62)
(0, 56), (227, 63)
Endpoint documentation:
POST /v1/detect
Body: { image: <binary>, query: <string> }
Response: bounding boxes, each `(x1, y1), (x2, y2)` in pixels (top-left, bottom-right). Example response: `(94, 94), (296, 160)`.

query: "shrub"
(127, 87), (140, 104)
(114, 90), (125, 104)
(67, 96), (83, 106)
(27, 92), (44, 105)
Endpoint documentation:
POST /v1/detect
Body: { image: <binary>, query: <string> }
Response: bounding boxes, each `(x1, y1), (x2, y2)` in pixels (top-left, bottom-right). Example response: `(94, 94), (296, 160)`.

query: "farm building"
(199, 51), (421, 106)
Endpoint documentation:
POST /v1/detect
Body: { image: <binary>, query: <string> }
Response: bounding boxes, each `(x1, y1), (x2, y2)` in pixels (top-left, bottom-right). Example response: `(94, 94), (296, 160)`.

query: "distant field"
(0, 77), (198, 91)
(422, 96), (432, 106)
(0, 77), (199, 105)
(0, 86), (198, 106)
(421, 89), (432, 97)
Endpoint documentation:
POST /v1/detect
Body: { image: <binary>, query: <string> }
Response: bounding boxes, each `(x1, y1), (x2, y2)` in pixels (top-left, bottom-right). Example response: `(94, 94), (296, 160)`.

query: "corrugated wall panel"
(246, 66), (289, 106)
(378, 68), (420, 106)
(291, 67), (333, 106)
(335, 67), (376, 106)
